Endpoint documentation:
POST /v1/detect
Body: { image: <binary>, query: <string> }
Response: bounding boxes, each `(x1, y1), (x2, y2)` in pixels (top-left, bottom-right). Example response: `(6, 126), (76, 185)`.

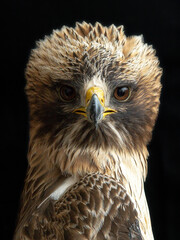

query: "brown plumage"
(14, 22), (162, 240)
(20, 173), (142, 240)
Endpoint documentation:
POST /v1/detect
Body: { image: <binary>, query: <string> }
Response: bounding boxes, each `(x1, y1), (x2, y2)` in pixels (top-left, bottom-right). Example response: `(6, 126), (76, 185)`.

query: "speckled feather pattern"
(14, 22), (162, 240)
(21, 173), (142, 240)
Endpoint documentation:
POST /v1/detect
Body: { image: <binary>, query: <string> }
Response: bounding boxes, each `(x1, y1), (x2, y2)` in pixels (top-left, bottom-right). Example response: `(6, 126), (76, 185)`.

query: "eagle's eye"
(59, 85), (76, 102)
(114, 86), (131, 102)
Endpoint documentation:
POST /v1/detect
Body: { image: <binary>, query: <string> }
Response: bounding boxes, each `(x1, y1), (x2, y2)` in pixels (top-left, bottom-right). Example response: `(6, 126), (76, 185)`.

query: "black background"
(2, 0), (180, 239)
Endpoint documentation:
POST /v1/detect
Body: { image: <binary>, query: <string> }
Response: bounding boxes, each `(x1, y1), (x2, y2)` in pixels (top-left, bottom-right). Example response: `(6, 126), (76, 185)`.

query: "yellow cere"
(73, 86), (117, 118)
(85, 87), (105, 106)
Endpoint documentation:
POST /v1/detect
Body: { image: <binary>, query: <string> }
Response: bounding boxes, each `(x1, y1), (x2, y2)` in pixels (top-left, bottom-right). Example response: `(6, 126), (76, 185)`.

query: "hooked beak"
(73, 87), (117, 126)
(87, 94), (104, 128)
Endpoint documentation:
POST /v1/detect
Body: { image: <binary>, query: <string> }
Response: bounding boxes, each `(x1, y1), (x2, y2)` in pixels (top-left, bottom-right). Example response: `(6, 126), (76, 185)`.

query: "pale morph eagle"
(14, 22), (162, 240)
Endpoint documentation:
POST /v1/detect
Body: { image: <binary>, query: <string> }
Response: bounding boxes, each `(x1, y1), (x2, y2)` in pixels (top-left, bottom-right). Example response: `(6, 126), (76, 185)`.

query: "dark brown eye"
(59, 85), (76, 101)
(114, 86), (131, 101)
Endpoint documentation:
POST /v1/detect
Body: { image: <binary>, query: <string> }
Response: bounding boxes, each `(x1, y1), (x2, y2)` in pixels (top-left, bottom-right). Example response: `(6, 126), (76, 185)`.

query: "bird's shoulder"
(18, 173), (143, 240)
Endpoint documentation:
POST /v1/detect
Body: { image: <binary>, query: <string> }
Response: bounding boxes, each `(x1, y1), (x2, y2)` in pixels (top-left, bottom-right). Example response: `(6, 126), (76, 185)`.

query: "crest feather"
(52, 21), (126, 46)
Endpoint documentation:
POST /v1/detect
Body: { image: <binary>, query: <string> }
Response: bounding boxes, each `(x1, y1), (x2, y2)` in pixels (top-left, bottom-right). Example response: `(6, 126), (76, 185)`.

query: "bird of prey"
(14, 22), (162, 240)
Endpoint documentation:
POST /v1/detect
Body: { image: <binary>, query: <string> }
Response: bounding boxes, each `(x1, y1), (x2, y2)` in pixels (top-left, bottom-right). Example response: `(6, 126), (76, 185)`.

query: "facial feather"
(24, 22), (162, 189)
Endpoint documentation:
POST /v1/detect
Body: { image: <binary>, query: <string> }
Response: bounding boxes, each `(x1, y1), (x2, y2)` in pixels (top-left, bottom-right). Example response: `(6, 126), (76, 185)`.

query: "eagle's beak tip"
(87, 94), (104, 125)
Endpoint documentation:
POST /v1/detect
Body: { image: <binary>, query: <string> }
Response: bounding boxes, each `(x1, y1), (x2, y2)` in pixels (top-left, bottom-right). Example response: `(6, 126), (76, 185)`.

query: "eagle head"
(25, 22), (162, 177)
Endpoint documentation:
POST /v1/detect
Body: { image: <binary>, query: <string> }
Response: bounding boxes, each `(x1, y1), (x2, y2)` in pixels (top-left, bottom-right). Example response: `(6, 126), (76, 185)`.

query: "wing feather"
(16, 173), (142, 240)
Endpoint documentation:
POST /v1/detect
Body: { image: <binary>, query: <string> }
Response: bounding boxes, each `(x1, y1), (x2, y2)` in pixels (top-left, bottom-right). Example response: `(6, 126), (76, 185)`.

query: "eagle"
(14, 22), (162, 240)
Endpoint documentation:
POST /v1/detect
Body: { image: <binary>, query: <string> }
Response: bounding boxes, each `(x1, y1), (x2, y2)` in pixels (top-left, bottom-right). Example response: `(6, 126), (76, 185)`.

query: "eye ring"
(114, 86), (131, 102)
(58, 85), (76, 102)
